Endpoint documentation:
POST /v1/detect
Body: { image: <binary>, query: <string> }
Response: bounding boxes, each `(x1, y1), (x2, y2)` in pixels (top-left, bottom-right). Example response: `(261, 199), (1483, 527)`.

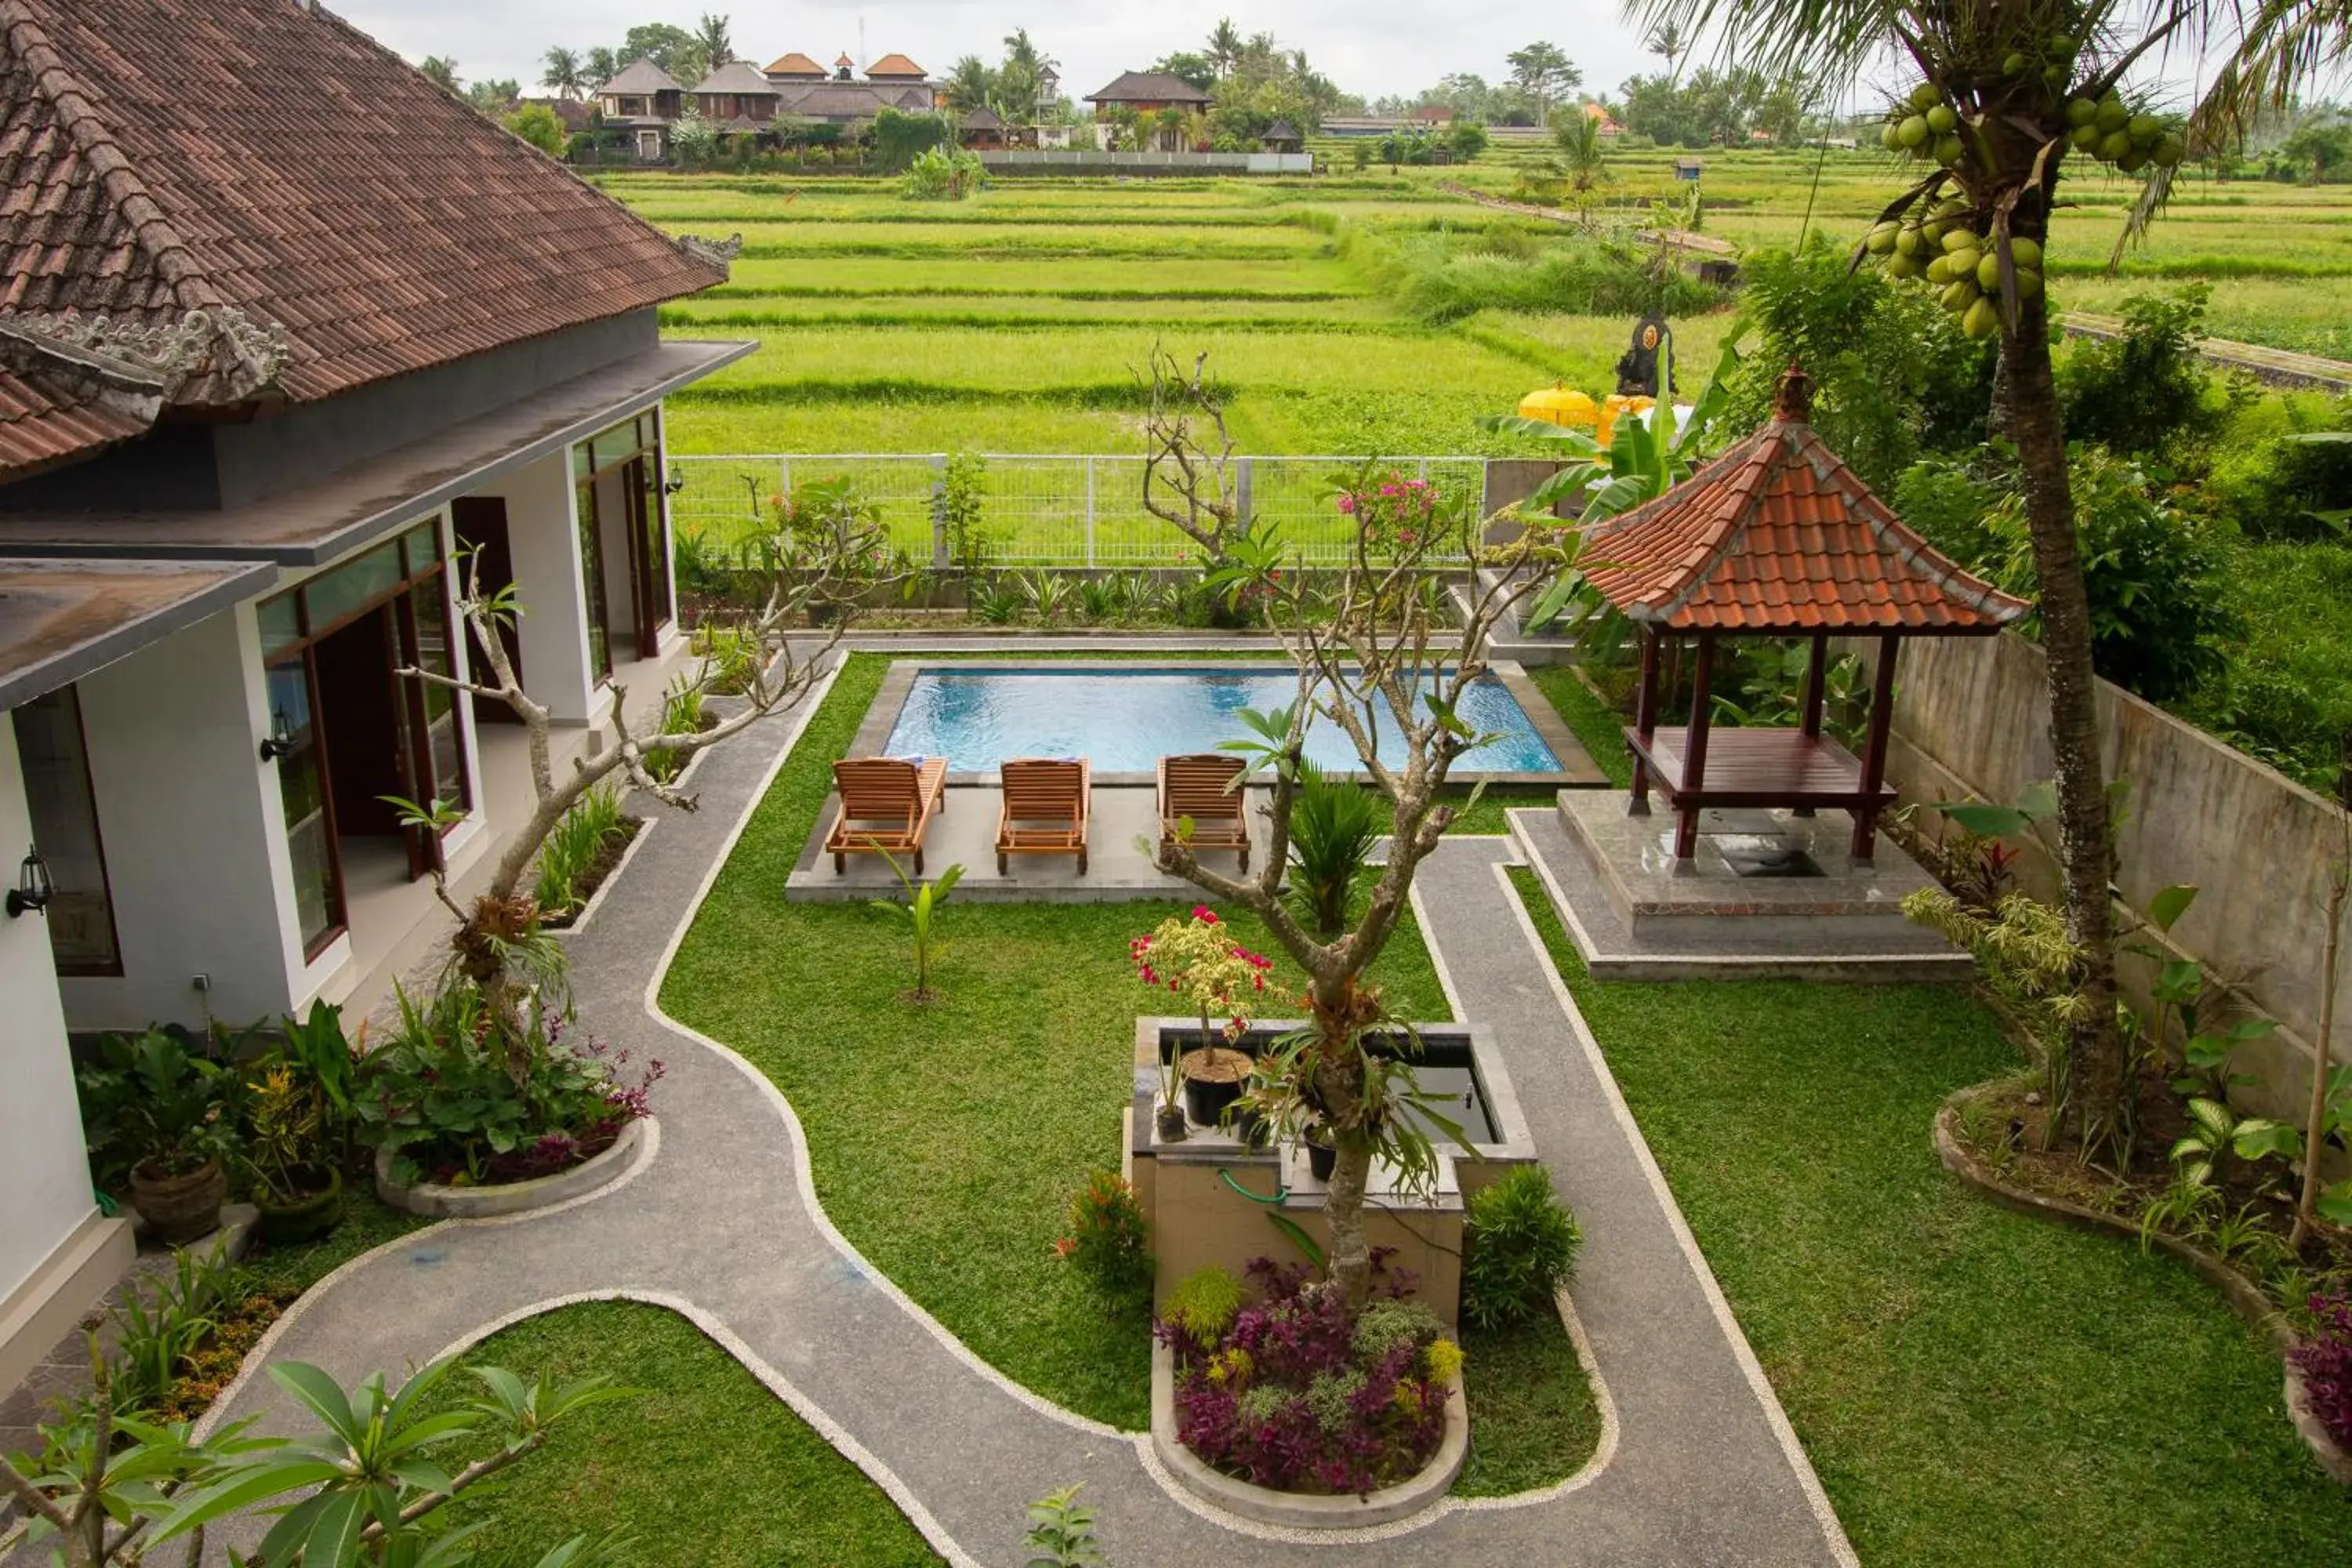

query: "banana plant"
(872, 851), (963, 1000)
(1479, 339), (1740, 634)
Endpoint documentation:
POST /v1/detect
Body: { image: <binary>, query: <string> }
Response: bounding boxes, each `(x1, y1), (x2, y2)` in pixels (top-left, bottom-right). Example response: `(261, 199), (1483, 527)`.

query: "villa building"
(0, 0), (746, 1389)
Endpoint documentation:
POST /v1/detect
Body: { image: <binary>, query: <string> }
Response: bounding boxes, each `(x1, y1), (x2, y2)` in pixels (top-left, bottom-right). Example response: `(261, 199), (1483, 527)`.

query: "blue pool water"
(882, 666), (1561, 774)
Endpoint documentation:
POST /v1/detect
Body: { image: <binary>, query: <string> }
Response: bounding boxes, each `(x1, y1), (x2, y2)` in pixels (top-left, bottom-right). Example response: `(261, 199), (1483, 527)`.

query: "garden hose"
(1218, 1167), (1288, 1204)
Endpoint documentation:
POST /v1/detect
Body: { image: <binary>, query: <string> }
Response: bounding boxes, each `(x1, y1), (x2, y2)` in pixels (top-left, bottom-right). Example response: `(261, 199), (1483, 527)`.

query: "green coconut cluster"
(1862, 199), (2042, 340)
(2061, 90), (2187, 172)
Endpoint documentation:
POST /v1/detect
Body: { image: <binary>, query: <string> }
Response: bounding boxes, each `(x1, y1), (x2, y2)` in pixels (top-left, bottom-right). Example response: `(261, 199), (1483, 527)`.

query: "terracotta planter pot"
(130, 1159), (227, 1246)
(256, 1167), (345, 1247)
(1181, 1047), (1254, 1129)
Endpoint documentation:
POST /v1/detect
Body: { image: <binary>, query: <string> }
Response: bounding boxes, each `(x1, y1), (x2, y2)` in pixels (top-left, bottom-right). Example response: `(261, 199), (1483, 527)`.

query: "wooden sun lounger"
(1158, 753), (1249, 872)
(826, 757), (949, 874)
(996, 757), (1090, 876)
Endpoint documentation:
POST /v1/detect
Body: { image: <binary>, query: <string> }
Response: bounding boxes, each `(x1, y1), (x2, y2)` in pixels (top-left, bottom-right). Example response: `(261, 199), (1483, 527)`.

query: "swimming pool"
(880, 666), (1563, 775)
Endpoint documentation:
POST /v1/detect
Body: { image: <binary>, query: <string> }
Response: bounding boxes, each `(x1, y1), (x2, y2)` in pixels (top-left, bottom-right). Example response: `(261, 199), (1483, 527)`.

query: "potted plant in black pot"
(1131, 905), (1273, 1136)
(77, 1028), (237, 1245)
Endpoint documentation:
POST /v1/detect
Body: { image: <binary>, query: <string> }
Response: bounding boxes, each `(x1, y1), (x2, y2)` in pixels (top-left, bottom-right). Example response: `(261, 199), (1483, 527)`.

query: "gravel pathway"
(192, 661), (1858, 1567)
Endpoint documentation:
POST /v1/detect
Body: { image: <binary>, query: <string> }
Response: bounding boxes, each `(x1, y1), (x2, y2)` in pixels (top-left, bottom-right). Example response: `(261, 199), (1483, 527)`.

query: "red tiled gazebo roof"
(1583, 368), (2031, 633)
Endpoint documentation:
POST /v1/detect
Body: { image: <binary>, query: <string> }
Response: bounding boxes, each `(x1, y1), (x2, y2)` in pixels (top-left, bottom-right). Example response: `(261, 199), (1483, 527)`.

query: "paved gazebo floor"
(180, 654), (1858, 1568)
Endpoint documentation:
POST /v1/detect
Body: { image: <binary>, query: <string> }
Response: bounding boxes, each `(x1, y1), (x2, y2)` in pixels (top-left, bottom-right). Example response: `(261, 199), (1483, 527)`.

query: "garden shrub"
(1462, 1163), (1581, 1331)
(2056, 285), (2227, 457)
(359, 986), (659, 1186)
(1059, 1170), (1152, 1309)
(1165, 1261), (1458, 1495)
(1369, 229), (1722, 325)
(1893, 454), (2007, 575)
(2199, 396), (2352, 545)
(1726, 237), (1995, 493)
(1983, 446), (2236, 702)
(1164, 1265), (1245, 1350)
(2290, 1288), (2352, 1449)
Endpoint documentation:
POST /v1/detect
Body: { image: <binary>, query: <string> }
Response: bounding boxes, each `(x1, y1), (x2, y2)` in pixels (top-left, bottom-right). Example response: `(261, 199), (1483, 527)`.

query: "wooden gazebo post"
(1675, 632), (1715, 860)
(1628, 627), (1661, 815)
(1851, 632), (1901, 860)
(1791, 632), (1828, 818)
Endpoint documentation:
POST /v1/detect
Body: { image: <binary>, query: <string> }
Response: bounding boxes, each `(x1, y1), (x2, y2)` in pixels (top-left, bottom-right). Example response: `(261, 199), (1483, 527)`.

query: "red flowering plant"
(1131, 906), (1274, 1123)
(1330, 470), (1450, 561)
(1161, 1256), (1461, 1497)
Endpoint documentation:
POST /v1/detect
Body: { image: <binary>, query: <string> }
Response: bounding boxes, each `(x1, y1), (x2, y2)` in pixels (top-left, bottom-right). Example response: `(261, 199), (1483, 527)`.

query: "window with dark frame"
(257, 521), (470, 958)
(11, 687), (122, 977)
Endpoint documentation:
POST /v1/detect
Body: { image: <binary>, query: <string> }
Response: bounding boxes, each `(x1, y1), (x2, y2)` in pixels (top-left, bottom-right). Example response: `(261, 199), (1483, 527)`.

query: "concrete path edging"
(372, 1118), (652, 1218)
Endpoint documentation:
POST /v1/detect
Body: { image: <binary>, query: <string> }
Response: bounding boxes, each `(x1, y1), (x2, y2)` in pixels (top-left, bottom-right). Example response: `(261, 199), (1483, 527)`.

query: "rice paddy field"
(599, 148), (2352, 483)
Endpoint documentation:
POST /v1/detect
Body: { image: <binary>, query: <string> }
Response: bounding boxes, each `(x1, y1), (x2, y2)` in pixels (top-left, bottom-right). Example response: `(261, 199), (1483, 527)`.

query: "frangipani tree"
(1624, 0), (2347, 1156)
(397, 484), (896, 1076)
(1151, 456), (1582, 1304)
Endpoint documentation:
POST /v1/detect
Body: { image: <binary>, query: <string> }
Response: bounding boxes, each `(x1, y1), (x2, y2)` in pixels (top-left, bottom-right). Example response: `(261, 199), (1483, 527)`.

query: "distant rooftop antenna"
(858, 16), (866, 73)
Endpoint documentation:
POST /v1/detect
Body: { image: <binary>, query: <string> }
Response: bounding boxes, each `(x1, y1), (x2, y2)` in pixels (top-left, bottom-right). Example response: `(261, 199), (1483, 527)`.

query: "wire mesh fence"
(667, 453), (1494, 567)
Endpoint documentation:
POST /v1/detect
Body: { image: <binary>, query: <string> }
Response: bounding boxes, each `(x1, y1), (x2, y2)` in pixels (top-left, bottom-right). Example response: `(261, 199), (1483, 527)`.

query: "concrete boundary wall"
(1887, 631), (2351, 1120)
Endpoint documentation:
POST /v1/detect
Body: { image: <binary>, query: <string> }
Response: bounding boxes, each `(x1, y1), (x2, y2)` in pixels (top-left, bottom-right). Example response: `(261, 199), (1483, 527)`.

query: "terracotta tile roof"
(865, 53), (927, 80)
(0, 0), (725, 414)
(0, 366), (144, 475)
(1581, 368), (2031, 633)
(764, 53), (827, 78)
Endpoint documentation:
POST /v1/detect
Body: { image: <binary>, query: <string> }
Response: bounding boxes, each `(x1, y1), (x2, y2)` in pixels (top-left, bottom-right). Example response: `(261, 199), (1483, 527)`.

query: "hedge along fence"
(1886, 630), (2352, 1129)
(666, 452), (1491, 566)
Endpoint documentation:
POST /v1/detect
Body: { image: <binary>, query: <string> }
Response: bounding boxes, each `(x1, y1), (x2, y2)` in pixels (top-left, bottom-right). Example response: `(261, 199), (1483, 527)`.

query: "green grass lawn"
(1504, 866), (2352, 1566)
(423, 1301), (942, 1567)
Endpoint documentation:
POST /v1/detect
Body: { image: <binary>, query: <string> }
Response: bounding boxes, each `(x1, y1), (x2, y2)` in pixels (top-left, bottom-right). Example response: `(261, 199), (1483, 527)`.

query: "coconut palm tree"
(1626, 0), (2347, 1158)
(1207, 17), (1245, 78)
(1646, 21), (1689, 85)
(419, 56), (459, 93)
(694, 13), (734, 68)
(1554, 107), (1610, 193)
(941, 55), (1000, 115)
(540, 45), (586, 100)
(584, 46), (619, 89)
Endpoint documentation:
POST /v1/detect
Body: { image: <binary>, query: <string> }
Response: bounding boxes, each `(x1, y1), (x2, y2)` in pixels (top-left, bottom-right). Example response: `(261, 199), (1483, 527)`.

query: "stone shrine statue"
(1614, 314), (1673, 398)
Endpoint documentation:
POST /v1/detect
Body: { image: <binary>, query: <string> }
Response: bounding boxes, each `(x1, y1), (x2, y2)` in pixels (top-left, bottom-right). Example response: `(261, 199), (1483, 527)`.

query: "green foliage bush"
(1370, 228), (1723, 324)
(2055, 285), (2230, 456)
(872, 107), (951, 172)
(1163, 1265), (1245, 1351)
(2199, 399), (2352, 544)
(1061, 1169), (1152, 1310)
(902, 144), (982, 201)
(1726, 237), (1995, 492)
(1463, 1163), (1581, 1331)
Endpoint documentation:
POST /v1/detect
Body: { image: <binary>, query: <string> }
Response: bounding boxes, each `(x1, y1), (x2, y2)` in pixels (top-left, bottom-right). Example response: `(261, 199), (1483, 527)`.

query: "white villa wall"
(61, 605), (296, 1033)
(470, 449), (601, 726)
(0, 719), (99, 1304)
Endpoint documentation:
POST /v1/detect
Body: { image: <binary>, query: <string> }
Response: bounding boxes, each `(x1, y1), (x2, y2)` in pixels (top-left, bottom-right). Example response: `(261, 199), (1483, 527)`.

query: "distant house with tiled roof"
(762, 50), (828, 82)
(1086, 71), (1212, 150)
(0, 0), (752, 1385)
(865, 52), (928, 82)
(594, 56), (685, 158)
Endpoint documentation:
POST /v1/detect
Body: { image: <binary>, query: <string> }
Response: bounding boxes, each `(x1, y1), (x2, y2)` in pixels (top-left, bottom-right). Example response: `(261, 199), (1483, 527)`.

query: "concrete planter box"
(375, 1119), (647, 1218)
(1149, 1341), (1468, 1527)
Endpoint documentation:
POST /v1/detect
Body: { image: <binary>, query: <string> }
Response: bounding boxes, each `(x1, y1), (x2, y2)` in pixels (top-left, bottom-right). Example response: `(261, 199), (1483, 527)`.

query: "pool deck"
(850, 656), (1605, 789)
(787, 780), (1270, 902)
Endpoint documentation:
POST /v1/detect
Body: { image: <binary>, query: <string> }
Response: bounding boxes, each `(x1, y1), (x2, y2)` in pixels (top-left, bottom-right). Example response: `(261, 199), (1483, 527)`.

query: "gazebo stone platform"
(1510, 794), (1973, 981)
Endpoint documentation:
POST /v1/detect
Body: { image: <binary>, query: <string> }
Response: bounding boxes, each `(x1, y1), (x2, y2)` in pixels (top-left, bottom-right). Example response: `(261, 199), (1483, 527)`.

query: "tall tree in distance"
(1207, 16), (1244, 79)
(1505, 41), (1581, 125)
(694, 13), (734, 69)
(621, 22), (699, 78)
(419, 55), (460, 92)
(584, 45), (619, 88)
(1645, 20), (1688, 85)
(941, 55), (1000, 114)
(539, 45), (586, 100)
(1626, 0), (2347, 1159)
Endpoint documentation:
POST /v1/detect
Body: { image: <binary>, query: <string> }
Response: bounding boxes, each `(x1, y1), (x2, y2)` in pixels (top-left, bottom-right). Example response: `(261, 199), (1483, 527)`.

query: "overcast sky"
(327, 2), (2256, 113)
(330, 2), (1704, 107)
